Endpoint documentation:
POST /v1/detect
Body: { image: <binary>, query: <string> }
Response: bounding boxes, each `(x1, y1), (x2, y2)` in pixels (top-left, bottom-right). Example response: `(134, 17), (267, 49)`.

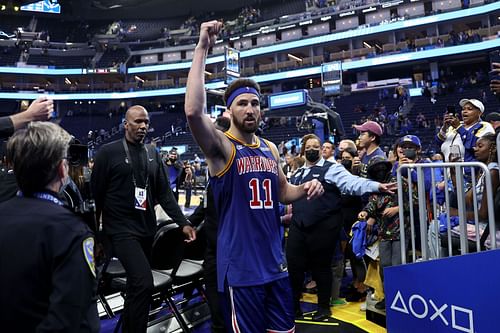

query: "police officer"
(0, 122), (99, 332)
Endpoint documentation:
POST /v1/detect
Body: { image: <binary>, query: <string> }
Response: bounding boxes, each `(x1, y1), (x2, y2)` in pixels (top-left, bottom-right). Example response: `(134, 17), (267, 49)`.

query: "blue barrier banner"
(385, 250), (500, 333)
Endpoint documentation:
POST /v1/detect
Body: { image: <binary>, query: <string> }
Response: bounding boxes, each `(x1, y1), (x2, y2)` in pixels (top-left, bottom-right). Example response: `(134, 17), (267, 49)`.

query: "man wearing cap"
(436, 98), (494, 163)
(485, 112), (500, 135)
(353, 120), (386, 178)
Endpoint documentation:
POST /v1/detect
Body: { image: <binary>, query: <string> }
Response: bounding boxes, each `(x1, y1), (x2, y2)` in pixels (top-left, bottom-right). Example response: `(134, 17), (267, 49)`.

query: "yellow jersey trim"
(225, 131), (260, 148)
(215, 143), (236, 178)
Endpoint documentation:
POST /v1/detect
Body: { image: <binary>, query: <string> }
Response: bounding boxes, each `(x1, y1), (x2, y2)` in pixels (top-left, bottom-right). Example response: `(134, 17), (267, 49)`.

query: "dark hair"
(214, 116), (231, 131)
(322, 140), (335, 148)
(224, 78), (261, 107)
(343, 146), (358, 157)
(367, 131), (381, 145)
(478, 133), (498, 162)
(300, 134), (321, 156)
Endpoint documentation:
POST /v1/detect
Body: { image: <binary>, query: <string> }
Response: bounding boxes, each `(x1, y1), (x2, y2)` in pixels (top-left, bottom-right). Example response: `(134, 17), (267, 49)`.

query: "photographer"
(0, 122), (99, 332)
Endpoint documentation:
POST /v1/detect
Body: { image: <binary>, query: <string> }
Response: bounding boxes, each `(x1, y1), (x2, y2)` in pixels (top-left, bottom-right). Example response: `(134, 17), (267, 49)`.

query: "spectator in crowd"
(183, 161), (194, 208)
(391, 135), (432, 251)
(490, 62), (500, 95)
(337, 139), (357, 160)
(437, 99), (494, 164)
(358, 156), (404, 311)
(165, 149), (184, 202)
(321, 140), (336, 162)
(91, 105), (195, 333)
(282, 153), (295, 179)
(353, 121), (386, 178)
(0, 122), (99, 332)
(485, 112), (500, 134)
(338, 146), (366, 301)
(287, 134), (396, 320)
(431, 134), (499, 256)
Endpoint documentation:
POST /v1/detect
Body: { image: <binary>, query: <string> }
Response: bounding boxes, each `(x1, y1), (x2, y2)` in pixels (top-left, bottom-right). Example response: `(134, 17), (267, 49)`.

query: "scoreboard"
(321, 61), (342, 96)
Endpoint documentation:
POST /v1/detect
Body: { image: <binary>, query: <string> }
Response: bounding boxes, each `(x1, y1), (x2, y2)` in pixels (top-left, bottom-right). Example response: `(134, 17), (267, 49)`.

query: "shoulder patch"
(82, 237), (96, 278)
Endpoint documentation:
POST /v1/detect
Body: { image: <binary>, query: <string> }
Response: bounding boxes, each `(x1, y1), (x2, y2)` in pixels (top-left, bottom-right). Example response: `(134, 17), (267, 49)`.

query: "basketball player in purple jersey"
(185, 21), (324, 332)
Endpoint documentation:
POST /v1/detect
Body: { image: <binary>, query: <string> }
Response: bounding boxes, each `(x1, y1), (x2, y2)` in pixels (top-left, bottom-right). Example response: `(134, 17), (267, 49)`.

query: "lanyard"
(123, 139), (150, 189)
(18, 191), (64, 206)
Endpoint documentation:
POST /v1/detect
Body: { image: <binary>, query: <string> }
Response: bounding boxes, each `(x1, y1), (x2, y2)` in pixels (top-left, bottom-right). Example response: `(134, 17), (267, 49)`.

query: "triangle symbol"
(390, 290), (409, 314)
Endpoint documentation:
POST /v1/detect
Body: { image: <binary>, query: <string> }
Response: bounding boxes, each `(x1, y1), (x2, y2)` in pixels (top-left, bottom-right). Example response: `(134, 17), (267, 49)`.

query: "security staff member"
(287, 134), (394, 320)
(0, 122), (99, 332)
(91, 105), (195, 333)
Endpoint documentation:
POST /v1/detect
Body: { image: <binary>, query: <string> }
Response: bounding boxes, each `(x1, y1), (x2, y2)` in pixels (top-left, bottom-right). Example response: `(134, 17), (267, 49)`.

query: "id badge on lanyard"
(123, 139), (150, 211)
(134, 187), (147, 210)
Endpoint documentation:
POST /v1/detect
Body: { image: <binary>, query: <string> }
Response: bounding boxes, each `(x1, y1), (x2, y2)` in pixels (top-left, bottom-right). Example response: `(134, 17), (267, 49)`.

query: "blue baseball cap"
(398, 135), (421, 148)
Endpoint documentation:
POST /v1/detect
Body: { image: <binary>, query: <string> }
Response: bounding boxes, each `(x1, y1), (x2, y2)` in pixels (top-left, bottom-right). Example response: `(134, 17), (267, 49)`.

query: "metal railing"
(397, 161), (497, 264)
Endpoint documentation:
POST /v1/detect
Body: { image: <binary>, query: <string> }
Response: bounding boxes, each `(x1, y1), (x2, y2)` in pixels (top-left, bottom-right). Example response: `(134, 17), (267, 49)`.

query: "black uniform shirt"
(91, 139), (189, 237)
(0, 115), (14, 139)
(0, 195), (99, 332)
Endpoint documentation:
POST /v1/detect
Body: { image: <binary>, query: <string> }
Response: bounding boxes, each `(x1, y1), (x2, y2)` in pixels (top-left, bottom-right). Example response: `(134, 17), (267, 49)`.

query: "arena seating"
(0, 46), (21, 66)
(97, 47), (129, 68)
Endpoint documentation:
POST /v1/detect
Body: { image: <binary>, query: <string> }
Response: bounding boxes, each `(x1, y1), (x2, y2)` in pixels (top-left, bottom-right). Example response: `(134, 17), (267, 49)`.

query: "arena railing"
(396, 161), (496, 265)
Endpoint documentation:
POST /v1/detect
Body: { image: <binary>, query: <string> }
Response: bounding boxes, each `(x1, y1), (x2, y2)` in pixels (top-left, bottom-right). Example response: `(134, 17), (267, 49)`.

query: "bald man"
(91, 105), (195, 333)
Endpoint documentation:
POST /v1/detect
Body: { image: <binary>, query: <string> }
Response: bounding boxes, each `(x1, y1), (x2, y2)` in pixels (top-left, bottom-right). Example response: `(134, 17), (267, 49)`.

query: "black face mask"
(169, 157), (177, 163)
(305, 149), (320, 163)
(341, 159), (353, 171)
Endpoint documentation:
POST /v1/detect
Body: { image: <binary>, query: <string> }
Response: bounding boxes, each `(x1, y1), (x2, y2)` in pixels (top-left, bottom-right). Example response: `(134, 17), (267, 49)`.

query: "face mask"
(305, 149), (320, 163)
(341, 159), (352, 170)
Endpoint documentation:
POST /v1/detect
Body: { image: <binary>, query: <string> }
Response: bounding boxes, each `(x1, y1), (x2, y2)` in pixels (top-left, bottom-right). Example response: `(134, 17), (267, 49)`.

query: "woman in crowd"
(432, 133), (499, 255)
(286, 134), (395, 320)
(436, 98), (493, 163)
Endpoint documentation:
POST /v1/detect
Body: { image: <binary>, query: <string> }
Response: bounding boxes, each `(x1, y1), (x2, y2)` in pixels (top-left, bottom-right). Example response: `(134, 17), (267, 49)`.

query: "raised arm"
(184, 20), (232, 175)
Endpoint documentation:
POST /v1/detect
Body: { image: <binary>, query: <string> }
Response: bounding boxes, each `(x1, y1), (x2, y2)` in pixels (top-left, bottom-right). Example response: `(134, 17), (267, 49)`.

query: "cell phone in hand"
(446, 105), (457, 117)
(403, 148), (417, 160)
(489, 50), (500, 81)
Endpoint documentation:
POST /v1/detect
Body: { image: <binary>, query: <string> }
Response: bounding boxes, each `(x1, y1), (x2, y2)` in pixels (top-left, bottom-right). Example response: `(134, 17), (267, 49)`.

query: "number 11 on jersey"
(249, 178), (273, 209)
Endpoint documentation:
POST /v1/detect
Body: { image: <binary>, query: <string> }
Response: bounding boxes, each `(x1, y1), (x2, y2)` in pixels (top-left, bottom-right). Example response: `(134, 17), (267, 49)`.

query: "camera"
(67, 142), (89, 167)
(403, 148), (417, 160)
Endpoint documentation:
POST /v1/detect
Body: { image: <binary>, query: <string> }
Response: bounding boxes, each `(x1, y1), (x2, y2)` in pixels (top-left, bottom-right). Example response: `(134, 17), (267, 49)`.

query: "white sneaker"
(360, 302), (367, 311)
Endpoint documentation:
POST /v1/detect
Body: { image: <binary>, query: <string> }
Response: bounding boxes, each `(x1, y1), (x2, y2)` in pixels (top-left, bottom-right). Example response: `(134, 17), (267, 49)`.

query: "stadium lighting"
(288, 53), (302, 62)
(134, 75), (144, 83)
(339, 10), (355, 17)
(1, 5), (6, 11)
(204, 70), (212, 76)
(13, 5), (19, 11)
